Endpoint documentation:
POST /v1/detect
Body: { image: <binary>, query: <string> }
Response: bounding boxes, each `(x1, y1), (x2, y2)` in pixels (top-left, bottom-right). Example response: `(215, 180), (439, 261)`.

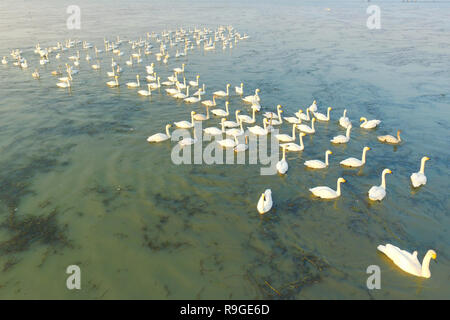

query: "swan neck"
(381, 172), (387, 189)
(421, 251), (433, 278)
(362, 149), (367, 164)
(166, 126), (171, 137)
(420, 158), (427, 174)
(336, 180), (342, 196)
(325, 153), (329, 166)
(346, 126), (351, 138)
(299, 134), (304, 148)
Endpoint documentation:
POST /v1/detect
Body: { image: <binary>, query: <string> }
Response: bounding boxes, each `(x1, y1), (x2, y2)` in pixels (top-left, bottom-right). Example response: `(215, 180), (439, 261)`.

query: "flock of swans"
(2, 24), (436, 280)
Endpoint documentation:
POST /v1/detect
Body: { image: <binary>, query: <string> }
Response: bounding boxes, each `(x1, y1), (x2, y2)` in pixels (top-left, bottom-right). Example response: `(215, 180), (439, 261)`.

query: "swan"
(217, 136), (237, 148)
(284, 113), (301, 124)
(280, 132), (306, 152)
(248, 119), (269, 136)
(126, 56), (133, 66)
(189, 75), (200, 87)
(32, 69), (40, 79)
(368, 168), (392, 201)
(264, 105), (282, 119)
(126, 75), (140, 88)
(178, 128), (197, 147)
(166, 84), (181, 96)
(184, 90), (202, 103)
(202, 96), (216, 107)
(276, 146), (289, 175)
(314, 107), (332, 122)
(106, 75), (119, 87)
(377, 244), (436, 278)
(257, 189), (273, 214)
(173, 63), (185, 74)
(225, 119), (245, 137)
(308, 100), (318, 112)
(193, 105), (210, 121)
(310, 177), (346, 199)
(2, 56), (7, 64)
(56, 79), (71, 88)
(107, 66), (116, 77)
(213, 83), (231, 98)
(174, 111), (196, 128)
(234, 135), (248, 152)
(243, 88), (260, 103)
(223, 111), (241, 128)
(173, 86), (190, 99)
(148, 77), (161, 90)
(177, 77), (187, 90)
(235, 82), (243, 95)
(147, 124), (171, 142)
(378, 130), (401, 144)
(138, 84), (152, 96)
(204, 118), (225, 136)
(360, 117), (381, 129)
(251, 100), (261, 112)
(295, 108), (311, 121)
(339, 109), (351, 129)
(146, 72), (157, 82)
(193, 84), (206, 96)
(275, 124), (297, 143)
(297, 118), (316, 134)
(410, 156), (430, 188)
(211, 101), (230, 117)
(305, 150), (333, 169)
(238, 108), (257, 124)
(331, 124), (351, 144)
(91, 61), (101, 70)
(146, 63), (155, 74)
(340, 147), (371, 167)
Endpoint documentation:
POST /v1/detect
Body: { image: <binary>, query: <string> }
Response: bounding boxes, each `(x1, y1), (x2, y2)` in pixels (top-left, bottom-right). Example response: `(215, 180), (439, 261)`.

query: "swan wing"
(340, 157), (361, 167)
(305, 160), (325, 168)
(368, 186), (386, 201)
(411, 172), (426, 187)
(378, 244), (422, 276)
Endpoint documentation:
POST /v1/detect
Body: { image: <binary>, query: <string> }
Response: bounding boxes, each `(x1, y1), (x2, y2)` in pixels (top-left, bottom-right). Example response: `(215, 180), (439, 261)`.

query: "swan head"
(300, 132), (306, 137)
(427, 250), (437, 260)
(422, 156), (430, 162)
(326, 150), (332, 155)
(311, 118), (316, 123)
(226, 101), (229, 106)
(359, 117), (367, 122)
(255, 88), (260, 93)
(338, 177), (346, 184)
(191, 111), (196, 115)
(364, 146), (371, 151)
(227, 83), (231, 88)
(236, 110), (241, 115)
(383, 168), (392, 175)
(166, 124), (172, 129)
(328, 107), (332, 111)
(313, 100), (316, 104)
(277, 104), (282, 110)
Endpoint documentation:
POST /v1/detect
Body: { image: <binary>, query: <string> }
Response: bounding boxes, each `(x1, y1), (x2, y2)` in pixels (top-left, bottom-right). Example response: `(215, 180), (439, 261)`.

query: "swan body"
(56, 79), (71, 88)
(410, 156), (430, 188)
(193, 105), (210, 121)
(126, 75), (140, 88)
(314, 107), (332, 122)
(223, 111), (241, 128)
(243, 89), (260, 103)
(238, 108), (256, 124)
(378, 130), (401, 144)
(138, 84), (152, 96)
(331, 124), (351, 144)
(189, 75), (200, 87)
(377, 244), (436, 278)
(295, 108), (311, 121)
(340, 147), (371, 167)
(184, 90), (202, 103)
(174, 111), (196, 128)
(309, 100), (318, 112)
(235, 82), (243, 95)
(275, 124), (297, 143)
(204, 119), (224, 136)
(276, 146), (288, 175)
(280, 132), (305, 152)
(106, 76), (119, 87)
(310, 177), (346, 199)
(202, 96), (216, 107)
(305, 150), (332, 169)
(211, 101), (229, 117)
(297, 118), (316, 134)
(147, 124), (171, 142)
(368, 168), (392, 201)
(248, 119), (269, 136)
(339, 109), (351, 129)
(213, 83), (231, 98)
(178, 130), (197, 147)
(257, 189), (272, 214)
(360, 117), (381, 129)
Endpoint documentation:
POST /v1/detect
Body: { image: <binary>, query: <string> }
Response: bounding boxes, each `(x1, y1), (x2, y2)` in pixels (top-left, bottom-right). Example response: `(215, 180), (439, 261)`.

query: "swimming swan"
(257, 189), (272, 214)
(276, 146), (289, 175)
(378, 130), (401, 144)
(340, 147), (371, 167)
(310, 177), (346, 199)
(280, 132), (305, 152)
(360, 117), (381, 129)
(331, 124), (351, 144)
(410, 156), (430, 188)
(147, 124), (171, 142)
(305, 150), (332, 169)
(174, 111), (196, 128)
(368, 168), (392, 201)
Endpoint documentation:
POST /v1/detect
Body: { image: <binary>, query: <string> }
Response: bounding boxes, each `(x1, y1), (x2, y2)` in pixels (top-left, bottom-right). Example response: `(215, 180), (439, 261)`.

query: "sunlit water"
(0, 0), (449, 299)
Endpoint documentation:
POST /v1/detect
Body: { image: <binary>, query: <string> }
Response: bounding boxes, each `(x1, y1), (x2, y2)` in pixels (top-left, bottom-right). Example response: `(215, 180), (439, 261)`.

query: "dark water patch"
(2, 257), (20, 272)
(0, 209), (71, 255)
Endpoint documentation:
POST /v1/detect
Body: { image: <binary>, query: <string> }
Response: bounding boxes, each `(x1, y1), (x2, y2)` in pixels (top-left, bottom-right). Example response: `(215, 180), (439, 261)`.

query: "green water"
(0, 0), (449, 299)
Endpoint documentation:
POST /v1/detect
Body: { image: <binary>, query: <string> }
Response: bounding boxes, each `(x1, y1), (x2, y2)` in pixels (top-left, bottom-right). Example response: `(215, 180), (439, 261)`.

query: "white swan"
(297, 118), (316, 134)
(213, 83), (231, 98)
(148, 77), (161, 90)
(193, 105), (210, 121)
(378, 130), (401, 144)
(32, 69), (40, 79)
(331, 124), (351, 144)
(360, 117), (381, 129)
(147, 124), (171, 142)
(234, 135), (248, 152)
(276, 146), (288, 175)
(193, 84), (206, 96)
(56, 79), (71, 88)
(173, 86), (190, 99)
(202, 96), (216, 107)
(189, 75), (200, 87)
(174, 111), (196, 128)
(178, 129), (197, 147)
(226, 119), (245, 137)
(284, 113), (301, 124)
(106, 76), (119, 87)
(235, 82), (243, 95)
(138, 84), (152, 96)
(368, 168), (392, 201)
(204, 118), (225, 136)
(377, 244), (436, 278)
(339, 109), (351, 129)
(126, 75), (140, 88)
(2, 56), (7, 64)
(184, 90), (202, 103)
(305, 150), (332, 169)
(257, 189), (273, 214)
(173, 63), (185, 74)
(238, 108), (257, 124)
(310, 177), (346, 199)
(275, 124), (297, 143)
(295, 108), (311, 121)
(280, 132), (306, 152)
(211, 101), (229, 117)
(314, 107), (332, 122)
(340, 147), (371, 167)
(410, 156), (430, 188)
(308, 100), (318, 112)
(223, 110), (241, 128)
(243, 88), (260, 103)
(248, 119), (269, 136)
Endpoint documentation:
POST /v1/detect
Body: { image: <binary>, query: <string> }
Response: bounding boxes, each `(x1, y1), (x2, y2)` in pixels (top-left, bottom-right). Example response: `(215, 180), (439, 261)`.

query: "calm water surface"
(0, 0), (449, 299)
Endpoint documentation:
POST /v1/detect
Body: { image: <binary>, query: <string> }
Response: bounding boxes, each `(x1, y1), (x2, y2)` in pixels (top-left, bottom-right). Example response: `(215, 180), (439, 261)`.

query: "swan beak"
(367, 147), (371, 150)
(329, 151), (333, 154)
(432, 252), (437, 260)
(387, 170), (392, 174)
(359, 117), (363, 122)
(342, 179), (346, 183)
(426, 157), (430, 160)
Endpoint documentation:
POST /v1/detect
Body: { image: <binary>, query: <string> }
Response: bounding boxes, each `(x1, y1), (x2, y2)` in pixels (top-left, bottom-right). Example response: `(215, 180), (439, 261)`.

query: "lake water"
(0, 0), (449, 299)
